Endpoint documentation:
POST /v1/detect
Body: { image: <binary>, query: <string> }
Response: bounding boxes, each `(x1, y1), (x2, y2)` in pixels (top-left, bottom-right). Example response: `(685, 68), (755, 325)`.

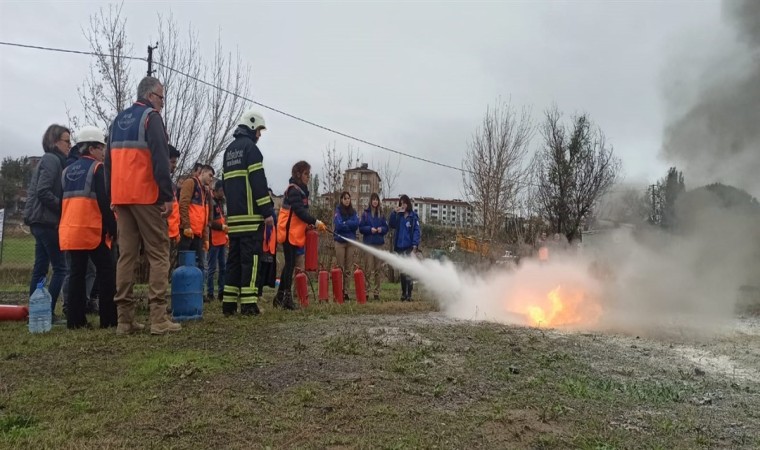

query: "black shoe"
(204, 294), (214, 303)
(85, 297), (99, 314)
(222, 302), (237, 316)
(217, 293), (223, 302)
(282, 291), (298, 311)
(343, 293), (350, 302)
(373, 294), (380, 301)
(240, 303), (260, 316)
(273, 290), (284, 308)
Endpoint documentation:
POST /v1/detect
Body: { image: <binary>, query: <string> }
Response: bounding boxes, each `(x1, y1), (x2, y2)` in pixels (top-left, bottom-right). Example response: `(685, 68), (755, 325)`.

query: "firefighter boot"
(149, 303), (182, 335)
(222, 301), (238, 317)
(240, 303), (261, 316)
(115, 303), (144, 335)
(281, 290), (298, 311)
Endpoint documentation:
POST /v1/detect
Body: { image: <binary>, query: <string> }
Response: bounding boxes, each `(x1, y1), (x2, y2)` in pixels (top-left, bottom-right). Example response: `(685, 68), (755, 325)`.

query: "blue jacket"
(389, 210), (421, 251)
(333, 206), (359, 243)
(359, 208), (389, 246)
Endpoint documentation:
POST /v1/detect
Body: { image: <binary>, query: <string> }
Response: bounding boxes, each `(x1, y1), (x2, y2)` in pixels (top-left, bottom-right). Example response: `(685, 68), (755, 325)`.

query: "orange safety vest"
(167, 186), (180, 240)
(59, 156), (104, 251)
(109, 102), (162, 205)
(210, 197), (228, 246)
(188, 177), (208, 237)
(263, 224), (276, 254)
(276, 184), (309, 247)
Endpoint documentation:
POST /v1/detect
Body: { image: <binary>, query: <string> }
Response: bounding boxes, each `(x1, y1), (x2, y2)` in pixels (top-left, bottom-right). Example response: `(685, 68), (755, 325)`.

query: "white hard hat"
(238, 109), (266, 131)
(75, 126), (106, 145)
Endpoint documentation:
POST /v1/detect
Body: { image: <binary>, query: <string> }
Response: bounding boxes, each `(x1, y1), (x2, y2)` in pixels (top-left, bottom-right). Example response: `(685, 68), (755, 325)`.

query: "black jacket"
(24, 149), (66, 227)
(222, 126), (274, 236)
(283, 178), (317, 226)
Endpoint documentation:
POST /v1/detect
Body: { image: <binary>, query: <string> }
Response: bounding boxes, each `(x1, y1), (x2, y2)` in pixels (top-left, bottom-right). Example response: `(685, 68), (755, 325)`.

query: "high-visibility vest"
(188, 177), (208, 237)
(59, 156), (103, 251)
(277, 184), (309, 247)
(263, 224), (276, 254)
(210, 197), (228, 246)
(109, 102), (160, 205)
(167, 185), (180, 239)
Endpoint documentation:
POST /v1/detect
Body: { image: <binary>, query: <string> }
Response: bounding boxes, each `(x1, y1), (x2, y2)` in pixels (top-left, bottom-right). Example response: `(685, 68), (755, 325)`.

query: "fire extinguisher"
(353, 265), (367, 304)
(0, 305), (29, 322)
(305, 229), (319, 272)
(318, 268), (329, 302)
(331, 266), (344, 304)
(295, 270), (309, 308)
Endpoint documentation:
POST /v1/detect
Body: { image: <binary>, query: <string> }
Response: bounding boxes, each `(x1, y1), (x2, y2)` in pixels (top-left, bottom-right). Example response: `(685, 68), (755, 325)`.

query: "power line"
(0, 40), (146, 62)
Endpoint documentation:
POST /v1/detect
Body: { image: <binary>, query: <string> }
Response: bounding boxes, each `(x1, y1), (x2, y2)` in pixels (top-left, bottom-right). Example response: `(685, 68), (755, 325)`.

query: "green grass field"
(0, 236), (35, 266)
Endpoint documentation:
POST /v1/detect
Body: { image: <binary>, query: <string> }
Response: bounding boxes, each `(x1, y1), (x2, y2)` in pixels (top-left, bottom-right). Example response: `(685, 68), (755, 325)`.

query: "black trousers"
(67, 241), (117, 329)
(396, 248), (414, 299)
(224, 234), (262, 305)
(178, 236), (203, 268)
(278, 241), (298, 294)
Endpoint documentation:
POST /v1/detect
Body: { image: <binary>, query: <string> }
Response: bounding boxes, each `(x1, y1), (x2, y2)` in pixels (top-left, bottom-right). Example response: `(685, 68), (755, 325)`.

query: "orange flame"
(515, 285), (601, 328)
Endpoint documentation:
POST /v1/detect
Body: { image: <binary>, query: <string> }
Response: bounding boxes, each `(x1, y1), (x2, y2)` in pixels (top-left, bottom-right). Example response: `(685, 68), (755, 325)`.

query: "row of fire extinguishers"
(291, 228), (368, 308)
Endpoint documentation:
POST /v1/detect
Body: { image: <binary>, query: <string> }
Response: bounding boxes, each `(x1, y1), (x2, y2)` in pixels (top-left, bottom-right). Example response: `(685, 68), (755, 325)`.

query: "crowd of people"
(23, 75), (424, 335)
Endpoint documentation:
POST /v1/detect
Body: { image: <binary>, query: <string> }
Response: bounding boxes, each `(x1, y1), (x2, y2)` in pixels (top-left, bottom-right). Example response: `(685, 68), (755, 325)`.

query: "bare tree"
(462, 99), (534, 240)
(532, 107), (621, 241)
(322, 142), (344, 206)
(378, 156), (402, 198)
(76, 4), (134, 132)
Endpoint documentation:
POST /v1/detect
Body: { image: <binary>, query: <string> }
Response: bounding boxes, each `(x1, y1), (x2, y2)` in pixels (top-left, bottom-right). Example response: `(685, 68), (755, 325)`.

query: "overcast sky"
(0, 1), (735, 199)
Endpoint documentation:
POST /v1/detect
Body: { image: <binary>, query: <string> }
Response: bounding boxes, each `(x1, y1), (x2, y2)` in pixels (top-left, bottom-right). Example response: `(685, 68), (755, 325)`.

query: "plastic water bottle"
(29, 279), (52, 333)
(275, 278), (281, 289)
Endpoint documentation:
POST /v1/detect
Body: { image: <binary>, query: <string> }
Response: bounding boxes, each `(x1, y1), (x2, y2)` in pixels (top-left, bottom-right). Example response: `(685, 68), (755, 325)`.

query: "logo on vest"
(117, 112), (137, 131)
(65, 165), (87, 182)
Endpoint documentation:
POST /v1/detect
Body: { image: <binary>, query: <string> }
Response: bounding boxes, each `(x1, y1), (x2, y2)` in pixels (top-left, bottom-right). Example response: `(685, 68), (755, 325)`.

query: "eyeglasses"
(151, 91), (164, 100)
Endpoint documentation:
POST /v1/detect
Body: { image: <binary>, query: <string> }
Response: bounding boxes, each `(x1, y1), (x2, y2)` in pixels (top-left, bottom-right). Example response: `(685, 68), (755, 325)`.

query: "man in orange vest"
(178, 164), (214, 266)
(206, 180), (228, 302)
(60, 126), (118, 329)
(105, 76), (181, 335)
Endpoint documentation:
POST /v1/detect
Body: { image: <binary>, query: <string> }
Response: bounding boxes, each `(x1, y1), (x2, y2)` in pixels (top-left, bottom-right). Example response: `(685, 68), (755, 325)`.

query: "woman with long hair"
(389, 194), (421, 301)
(333, 191), (359, 301)
(24, 124), (71, 324)
(359, 193), (388, 300)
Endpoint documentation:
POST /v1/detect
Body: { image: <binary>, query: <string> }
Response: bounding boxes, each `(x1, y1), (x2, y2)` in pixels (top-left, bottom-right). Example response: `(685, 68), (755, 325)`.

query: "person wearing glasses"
(105, 76), (180, 335)
(23, 124), (72, 325)
(59, 126), (117, 329)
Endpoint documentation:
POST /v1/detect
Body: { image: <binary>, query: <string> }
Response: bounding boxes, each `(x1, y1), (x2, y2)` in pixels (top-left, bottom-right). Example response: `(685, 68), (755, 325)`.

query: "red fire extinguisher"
(295, 270), (309, 308)
(0, 305), (29, 322)
(331, 266), (344, 304)
(318, 268), (329, 302)
(305, 229), (319, 272)
(354, 265), (367, 304)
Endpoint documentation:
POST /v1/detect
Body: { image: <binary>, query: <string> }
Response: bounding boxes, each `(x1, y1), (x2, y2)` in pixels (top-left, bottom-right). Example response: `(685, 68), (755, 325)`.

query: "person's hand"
(183, 228), (194, 238)
(316, 220), (327, 232)
(161, 201), (173, 218)
(395, 206), (404, 213)
(173, 235), (181, 244)
(371, 227), (377, 234)
(203, 240), (209, 252)
(222, 224), (229, 232)
(264, 216), (274, 228)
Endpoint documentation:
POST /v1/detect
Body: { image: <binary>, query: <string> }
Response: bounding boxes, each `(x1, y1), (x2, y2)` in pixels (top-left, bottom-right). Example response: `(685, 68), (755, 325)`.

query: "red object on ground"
(353, 266), (367, 304)
(305, 229), (318, 271)
(318, 269), (329, 302)
(295, 271), (309, 307)
(0, 305), (29, 321)
(331, 267), (344, 304)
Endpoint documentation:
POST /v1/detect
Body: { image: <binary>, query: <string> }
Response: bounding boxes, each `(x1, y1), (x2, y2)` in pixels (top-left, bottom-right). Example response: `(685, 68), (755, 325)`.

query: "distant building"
(343, 163), (381, 211)
(382, 196), (475, 228)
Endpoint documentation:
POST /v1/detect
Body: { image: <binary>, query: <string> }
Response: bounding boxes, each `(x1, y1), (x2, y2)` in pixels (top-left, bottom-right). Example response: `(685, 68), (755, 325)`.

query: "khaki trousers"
(363, 245), (384, 296)
(334, 241), (353, 294)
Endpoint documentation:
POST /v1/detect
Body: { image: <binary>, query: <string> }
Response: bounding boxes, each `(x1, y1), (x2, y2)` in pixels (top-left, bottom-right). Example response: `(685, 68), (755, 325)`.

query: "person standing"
(106, 76), (180, 335)
(333, 192), (359, 301)
(275, 161), (325, 309)
(221, 109), (275, 316)
(59, 126), (117, 329)
(24, 124), (71, 324)
(358, 192), (388, 301)
(167, 145), (181, 247)
(389, 195), (421, 301)
(178, 165), (213, 268)
(206, 180), (228, 302)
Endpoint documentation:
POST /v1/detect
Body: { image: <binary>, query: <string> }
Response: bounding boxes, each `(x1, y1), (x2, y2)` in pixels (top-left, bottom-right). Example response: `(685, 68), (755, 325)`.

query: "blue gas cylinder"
(171, 251), (203, 321)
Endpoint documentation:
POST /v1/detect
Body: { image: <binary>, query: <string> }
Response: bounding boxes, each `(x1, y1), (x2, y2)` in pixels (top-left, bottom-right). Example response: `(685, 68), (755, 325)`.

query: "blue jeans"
(29, 224), (68, 314)
(206, 245), (227, 298)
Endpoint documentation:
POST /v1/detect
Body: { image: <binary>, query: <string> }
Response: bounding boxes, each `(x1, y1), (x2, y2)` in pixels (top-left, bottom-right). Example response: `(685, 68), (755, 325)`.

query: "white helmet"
(237, 109), (266, 131)
(75, 126), (106, 145)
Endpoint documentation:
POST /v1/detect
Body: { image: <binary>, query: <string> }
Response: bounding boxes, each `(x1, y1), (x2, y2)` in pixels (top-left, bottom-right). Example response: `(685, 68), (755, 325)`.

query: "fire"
(515, 285), (602, 328)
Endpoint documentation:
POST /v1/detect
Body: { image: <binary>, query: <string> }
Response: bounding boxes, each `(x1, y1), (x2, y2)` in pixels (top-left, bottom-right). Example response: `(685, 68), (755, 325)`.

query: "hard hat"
(75, 126), (106, 145)
(237, 109), (266, 131)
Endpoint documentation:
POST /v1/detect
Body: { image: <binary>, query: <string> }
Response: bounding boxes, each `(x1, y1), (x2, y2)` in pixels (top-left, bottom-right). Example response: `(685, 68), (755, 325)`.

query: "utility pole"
(146, 43), (158, 76)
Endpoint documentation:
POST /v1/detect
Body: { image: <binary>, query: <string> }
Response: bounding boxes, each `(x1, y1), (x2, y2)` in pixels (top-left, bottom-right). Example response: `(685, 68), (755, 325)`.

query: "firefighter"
(178, 164), (214, 268)
(206, 180), (228, 302)
(275, 161), (326, 309)
(221, 109), (275, 316)
(60, 126), (117, 329)
(106, 76), (181, 335)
